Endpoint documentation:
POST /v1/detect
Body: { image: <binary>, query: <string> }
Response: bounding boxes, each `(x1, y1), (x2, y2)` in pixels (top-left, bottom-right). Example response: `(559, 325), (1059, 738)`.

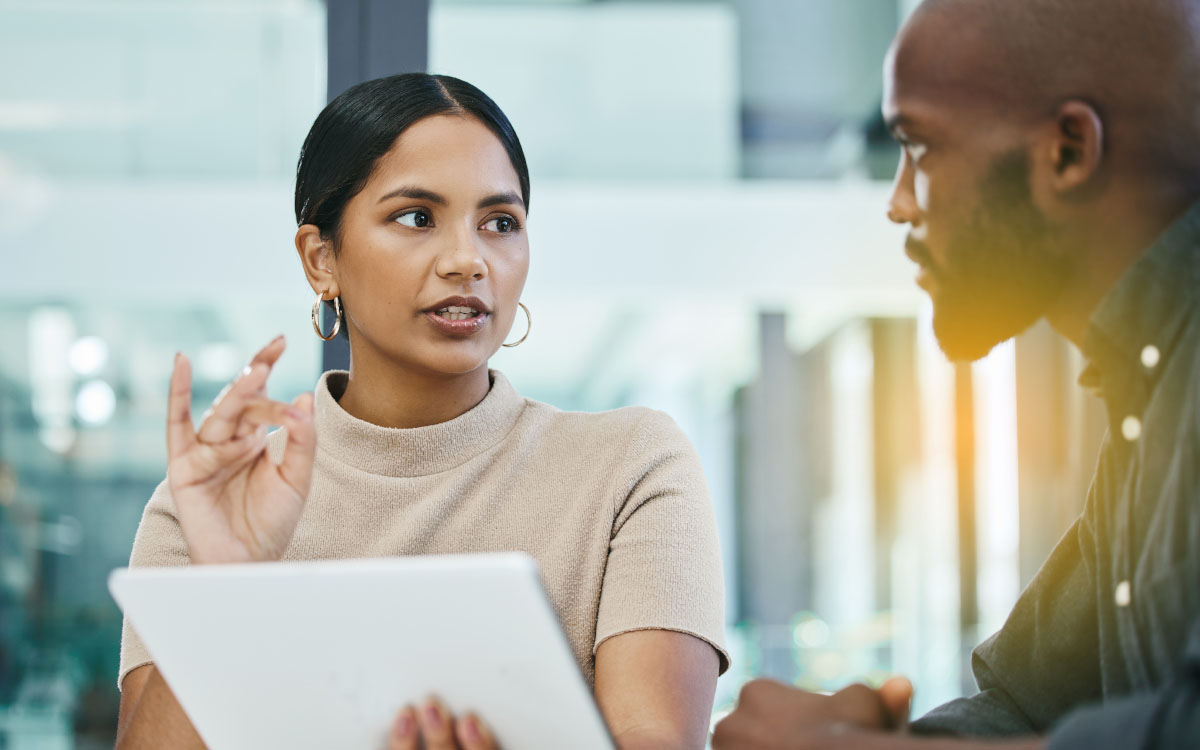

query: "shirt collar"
(1080, 200), (1200, 418)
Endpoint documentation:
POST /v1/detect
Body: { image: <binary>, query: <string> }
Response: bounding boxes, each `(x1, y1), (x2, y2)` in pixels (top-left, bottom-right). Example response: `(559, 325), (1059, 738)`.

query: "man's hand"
(711, 677), (1051, 750)
(712, 677), (913, 749)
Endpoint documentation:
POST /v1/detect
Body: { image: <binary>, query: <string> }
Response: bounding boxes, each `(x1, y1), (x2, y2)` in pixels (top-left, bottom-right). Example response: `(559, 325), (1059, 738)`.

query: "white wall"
(4, 178), (915, 309)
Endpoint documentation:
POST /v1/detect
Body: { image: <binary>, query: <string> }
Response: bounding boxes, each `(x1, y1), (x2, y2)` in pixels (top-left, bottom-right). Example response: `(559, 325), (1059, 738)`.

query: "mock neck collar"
(313, 370), (526, 478)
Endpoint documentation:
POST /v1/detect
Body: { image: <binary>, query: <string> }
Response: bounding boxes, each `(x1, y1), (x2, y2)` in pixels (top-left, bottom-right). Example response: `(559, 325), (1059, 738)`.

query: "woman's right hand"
(166, 335), (316, 565)
(389, 699), (498, 750)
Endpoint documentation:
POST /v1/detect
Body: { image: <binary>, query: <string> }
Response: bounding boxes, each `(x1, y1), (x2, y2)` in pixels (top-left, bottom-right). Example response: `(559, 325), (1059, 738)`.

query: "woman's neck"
(336, 346), (492, 429)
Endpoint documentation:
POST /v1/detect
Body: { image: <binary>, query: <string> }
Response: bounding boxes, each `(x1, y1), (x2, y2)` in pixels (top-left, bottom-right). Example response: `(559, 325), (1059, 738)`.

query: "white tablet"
(109, 553), (615, 750)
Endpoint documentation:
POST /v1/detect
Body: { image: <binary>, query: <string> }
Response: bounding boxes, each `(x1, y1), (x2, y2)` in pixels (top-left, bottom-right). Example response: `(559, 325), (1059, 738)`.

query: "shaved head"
(883, 0), (1200, 361)
(898, 0), (1200, 181)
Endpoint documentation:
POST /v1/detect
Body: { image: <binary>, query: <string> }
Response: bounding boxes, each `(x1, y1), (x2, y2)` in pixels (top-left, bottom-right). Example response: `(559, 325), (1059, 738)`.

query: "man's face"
(882, 46), (1071, 362)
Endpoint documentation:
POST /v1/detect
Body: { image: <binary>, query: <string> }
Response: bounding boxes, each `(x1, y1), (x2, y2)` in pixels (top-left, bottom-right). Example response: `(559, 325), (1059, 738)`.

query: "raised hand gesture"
(166, 335), (316, 565)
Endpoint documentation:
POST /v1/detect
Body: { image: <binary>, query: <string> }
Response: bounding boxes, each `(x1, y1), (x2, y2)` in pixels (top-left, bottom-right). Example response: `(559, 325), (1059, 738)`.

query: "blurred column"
(735, 313), (816, 681)
(870, 319), (920, 611)
(954, 360), (978, 696)
(1014, 323), (1070, 587)
(1014, 323), (1107, 587)
(322, 0), (430, 372)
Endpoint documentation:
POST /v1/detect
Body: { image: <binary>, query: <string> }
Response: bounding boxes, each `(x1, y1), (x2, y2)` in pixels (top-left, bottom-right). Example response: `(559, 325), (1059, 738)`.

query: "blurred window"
(0, 1), (325, 745)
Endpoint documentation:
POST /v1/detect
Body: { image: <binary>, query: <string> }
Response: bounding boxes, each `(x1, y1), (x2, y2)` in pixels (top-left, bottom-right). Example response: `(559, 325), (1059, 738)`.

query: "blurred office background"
(0, 0), (1106, 746)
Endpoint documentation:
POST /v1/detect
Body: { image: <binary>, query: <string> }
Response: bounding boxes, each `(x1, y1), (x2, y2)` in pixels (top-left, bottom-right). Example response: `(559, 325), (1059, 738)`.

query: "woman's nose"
(435, 230), (488, 281)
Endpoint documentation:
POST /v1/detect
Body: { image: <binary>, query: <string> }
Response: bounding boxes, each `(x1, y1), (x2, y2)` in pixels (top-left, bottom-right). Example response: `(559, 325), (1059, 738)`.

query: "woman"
(114, 74), (727, 750)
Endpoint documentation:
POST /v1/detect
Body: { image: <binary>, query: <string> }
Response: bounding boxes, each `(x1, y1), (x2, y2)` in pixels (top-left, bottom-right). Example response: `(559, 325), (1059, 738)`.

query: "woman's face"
(306, 114), (529, 377)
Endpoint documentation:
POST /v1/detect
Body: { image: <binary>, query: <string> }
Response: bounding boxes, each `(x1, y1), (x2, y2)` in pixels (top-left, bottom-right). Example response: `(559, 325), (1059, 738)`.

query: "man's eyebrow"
(377, 186), (448, 205)
(477, 192), (524, 210)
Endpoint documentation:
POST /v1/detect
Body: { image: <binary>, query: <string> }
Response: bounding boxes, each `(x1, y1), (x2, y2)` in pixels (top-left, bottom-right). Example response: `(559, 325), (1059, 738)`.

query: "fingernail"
(464, 716), (482, 743)
(273, 334), (285, 344)
(241, 365), (253, 378)
(424, 702), (442, 727)
(394, 712), (413, 738)
(286, 406), (306, 422)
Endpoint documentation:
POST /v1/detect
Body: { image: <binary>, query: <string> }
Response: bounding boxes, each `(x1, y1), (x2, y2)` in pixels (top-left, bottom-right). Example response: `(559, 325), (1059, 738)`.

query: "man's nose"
(887, 154), (919, 225)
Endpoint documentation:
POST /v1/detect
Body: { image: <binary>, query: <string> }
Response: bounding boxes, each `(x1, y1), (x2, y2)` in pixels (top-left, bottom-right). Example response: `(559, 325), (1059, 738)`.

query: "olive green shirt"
(913, 201), (1200, 749)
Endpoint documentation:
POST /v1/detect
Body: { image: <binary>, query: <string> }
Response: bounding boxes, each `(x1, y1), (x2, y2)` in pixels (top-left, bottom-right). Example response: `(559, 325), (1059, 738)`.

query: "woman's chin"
(412, 347), (494, 377)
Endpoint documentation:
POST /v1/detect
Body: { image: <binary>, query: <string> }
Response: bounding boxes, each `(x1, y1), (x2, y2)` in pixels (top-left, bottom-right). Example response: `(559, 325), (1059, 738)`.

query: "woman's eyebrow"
(377, 186), (447, 205)
(478, 192), (524, 210)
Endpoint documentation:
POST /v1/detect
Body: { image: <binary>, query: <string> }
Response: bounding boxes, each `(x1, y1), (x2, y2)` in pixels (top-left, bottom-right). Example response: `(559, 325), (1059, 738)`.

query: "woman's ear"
(295, 224), (339, 297)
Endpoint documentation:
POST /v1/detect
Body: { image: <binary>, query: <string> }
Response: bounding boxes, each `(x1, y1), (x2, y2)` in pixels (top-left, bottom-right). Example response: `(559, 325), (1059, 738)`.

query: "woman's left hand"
(389, 698), (497, 750)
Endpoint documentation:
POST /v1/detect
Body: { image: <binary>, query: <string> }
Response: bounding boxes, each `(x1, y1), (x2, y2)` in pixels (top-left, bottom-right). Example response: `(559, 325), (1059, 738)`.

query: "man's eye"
(483, 216), (518, 234)
(395, 210), (431, 228)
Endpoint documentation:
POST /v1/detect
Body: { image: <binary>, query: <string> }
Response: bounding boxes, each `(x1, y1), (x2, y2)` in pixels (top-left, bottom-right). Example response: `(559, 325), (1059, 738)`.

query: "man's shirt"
(911, 201), (1200, 749)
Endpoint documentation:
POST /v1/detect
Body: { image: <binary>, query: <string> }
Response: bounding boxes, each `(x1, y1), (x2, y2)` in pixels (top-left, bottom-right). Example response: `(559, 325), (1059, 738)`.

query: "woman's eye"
(483, 216), (517, 234)
(395, 210), (431, 228)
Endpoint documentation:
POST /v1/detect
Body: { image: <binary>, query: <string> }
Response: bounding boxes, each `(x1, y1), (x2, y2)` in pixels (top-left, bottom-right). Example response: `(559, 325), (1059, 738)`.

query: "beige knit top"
(119, 370), (728, 689)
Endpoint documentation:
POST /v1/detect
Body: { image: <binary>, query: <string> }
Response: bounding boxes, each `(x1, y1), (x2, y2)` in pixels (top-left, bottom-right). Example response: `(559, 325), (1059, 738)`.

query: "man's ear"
(295, 224), (339, 298)
(1046, 99), (1104, 193)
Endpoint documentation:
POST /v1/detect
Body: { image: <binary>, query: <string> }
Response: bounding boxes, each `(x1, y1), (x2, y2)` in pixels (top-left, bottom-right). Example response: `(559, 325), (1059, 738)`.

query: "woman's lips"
(424, 310), (490, 336)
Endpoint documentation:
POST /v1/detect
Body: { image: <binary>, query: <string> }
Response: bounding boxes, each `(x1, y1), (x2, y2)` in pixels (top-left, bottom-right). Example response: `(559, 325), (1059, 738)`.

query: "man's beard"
(927, 152), (1071, 362)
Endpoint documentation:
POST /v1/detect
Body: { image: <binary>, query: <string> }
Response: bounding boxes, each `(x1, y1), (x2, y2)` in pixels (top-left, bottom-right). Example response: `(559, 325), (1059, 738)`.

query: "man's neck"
(1045, 188), (1198, 349)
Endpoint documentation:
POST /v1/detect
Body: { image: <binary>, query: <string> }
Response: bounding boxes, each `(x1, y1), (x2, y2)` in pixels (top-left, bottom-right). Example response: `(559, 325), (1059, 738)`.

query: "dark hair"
(294, 73), (531, 244)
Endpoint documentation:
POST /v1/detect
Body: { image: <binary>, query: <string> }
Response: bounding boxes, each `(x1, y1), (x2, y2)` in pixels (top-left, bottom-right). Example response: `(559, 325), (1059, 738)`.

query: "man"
(713, 0), (1200, 748)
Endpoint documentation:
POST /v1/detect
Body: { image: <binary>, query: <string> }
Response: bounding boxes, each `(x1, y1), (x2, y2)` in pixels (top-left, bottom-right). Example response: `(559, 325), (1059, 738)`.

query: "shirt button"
(1141, 345), (1161, 369)
(1122, 416), (1142, 441)
(1115, 580), (1132, 607)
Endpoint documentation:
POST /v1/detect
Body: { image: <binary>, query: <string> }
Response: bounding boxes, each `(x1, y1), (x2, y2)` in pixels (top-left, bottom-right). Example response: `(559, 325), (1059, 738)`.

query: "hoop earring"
(503, 302), (531, 348)
(311, 292), (343, 341)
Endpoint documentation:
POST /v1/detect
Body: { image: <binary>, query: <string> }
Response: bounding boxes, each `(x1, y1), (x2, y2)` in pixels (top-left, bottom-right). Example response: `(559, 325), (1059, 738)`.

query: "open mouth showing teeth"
(434, 305), (482, 321)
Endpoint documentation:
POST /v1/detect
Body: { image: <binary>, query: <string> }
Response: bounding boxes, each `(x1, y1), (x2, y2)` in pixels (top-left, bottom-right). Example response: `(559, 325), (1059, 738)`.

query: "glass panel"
(0, 1), (325, 746)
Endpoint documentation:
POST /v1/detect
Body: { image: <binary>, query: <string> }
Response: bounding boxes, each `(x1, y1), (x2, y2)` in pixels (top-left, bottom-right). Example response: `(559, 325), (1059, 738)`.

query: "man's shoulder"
(1159, 310), (1200, 439)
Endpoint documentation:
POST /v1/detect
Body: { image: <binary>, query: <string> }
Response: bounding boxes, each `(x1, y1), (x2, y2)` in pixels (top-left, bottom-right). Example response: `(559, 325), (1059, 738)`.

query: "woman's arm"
(591, 410), (727, 749)
(595, 630), (720, 750)
(116, 665), (205, 749)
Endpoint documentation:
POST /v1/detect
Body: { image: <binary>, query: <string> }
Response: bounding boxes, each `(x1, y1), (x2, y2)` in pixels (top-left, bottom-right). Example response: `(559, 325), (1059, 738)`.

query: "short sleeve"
(117, 478), (191, 690)
(593, 410), (730, 674)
